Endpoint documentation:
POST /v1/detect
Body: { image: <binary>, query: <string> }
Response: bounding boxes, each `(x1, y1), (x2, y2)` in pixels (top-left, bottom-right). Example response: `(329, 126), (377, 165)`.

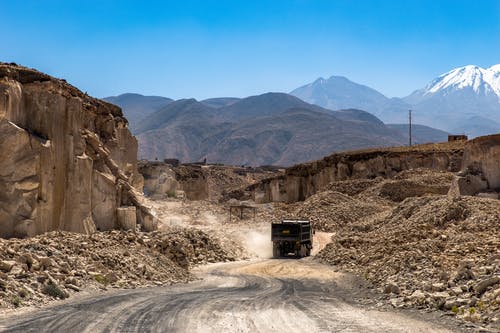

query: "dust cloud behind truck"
(271, 219), (313, 258)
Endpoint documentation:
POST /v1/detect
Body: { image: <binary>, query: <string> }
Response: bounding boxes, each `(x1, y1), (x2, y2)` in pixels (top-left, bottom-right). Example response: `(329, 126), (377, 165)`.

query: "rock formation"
(244, 143), (464, 203)
(139, 162), (208, 200)
(449, 134), (500, 197)
(139, 161), (280, 201)
(0, 63), (156, 238)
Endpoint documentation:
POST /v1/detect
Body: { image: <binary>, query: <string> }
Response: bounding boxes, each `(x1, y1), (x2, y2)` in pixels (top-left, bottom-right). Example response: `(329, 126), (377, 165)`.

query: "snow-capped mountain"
(292, 65), (500, 137)
(406, 65), (500, 102)
(403, 65), (500, 135)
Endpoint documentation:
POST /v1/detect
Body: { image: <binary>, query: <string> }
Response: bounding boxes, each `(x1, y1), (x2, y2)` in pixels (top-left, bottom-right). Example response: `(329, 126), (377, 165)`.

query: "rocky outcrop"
(0, 63), (156, 238)
(139, 162), (208, 200)
(449, 134), (500, 197)
(246, 143), (464, 203)
(139, 161), (280, 201)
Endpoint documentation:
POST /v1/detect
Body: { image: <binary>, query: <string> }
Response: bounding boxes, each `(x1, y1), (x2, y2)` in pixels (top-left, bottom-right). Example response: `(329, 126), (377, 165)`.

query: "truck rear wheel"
(272, 243), (280, 258)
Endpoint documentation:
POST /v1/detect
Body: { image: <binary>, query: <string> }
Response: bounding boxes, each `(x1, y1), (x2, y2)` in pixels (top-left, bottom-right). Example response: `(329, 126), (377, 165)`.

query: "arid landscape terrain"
(0, 62), (499, 333)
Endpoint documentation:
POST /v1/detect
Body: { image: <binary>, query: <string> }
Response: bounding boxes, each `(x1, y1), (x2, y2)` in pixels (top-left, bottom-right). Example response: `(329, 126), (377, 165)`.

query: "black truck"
(271, 219), (313, 258)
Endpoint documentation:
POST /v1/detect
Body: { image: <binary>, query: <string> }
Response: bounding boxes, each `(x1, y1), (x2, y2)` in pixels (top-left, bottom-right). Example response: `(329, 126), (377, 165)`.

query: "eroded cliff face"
(248, 144), (464, 203)
(139, 162), (209, 201)
(0, 63), (155, 238)
(139, 161), (282, 202)
(449, 134), (500, 197)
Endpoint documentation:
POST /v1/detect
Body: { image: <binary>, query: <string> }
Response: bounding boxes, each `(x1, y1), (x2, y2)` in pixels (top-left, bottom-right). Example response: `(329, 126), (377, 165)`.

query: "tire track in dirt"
(0, 260), (465, 333)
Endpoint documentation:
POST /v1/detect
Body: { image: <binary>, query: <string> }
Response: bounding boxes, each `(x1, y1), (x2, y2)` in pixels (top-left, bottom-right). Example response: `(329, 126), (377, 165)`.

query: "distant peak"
(422, 64), (500, 96)
(311, 75), (351, 85)
(327, 75), (349, 81)
(461, 64), (480, 70)
(176, 98), (198, 104)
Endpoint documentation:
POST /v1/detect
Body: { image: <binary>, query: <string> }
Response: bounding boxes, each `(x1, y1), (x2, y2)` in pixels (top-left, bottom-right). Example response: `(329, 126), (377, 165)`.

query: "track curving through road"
(0, 259), (464, 333)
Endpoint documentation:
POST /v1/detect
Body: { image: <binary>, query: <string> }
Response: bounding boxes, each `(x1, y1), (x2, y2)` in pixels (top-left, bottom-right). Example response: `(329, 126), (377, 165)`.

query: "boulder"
(0, 260), (17, 272)
(450, 134), (500, 196)
(384, 282), (401, 294)
(475, 276), (499, 296)
(448, 174), (488, 197)
(117, 207), (137, 231)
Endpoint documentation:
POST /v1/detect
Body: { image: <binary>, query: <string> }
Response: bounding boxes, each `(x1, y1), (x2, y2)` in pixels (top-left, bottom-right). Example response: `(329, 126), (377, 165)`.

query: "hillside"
(132, 93), (409, 165)
(386, 124), (449, 144)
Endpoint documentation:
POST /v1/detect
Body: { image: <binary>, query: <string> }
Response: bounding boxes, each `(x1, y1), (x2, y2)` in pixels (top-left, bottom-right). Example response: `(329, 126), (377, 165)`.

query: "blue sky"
(1, 0), (499, 99)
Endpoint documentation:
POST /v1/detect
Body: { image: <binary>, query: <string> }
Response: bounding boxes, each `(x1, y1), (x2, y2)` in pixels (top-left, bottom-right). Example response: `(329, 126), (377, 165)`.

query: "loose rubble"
(317, 195), (500, 329)
(0, 229), (237, 310)
(288, 191), (385, 232)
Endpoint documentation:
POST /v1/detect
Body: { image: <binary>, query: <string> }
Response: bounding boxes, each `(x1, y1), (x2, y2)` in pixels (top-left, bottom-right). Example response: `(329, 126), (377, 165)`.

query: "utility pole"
(408, 109), (412, 147)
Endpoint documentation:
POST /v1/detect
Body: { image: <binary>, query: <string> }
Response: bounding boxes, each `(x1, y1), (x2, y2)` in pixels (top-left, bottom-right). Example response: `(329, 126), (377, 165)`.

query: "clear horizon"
(2, 0), (499, 100)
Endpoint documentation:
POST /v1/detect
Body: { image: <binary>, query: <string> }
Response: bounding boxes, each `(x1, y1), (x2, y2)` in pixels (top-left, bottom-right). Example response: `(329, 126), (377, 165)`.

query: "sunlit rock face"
(449, 134), (500, 197)
(248, 146), (463, 203)
(0, 63), (155, 238)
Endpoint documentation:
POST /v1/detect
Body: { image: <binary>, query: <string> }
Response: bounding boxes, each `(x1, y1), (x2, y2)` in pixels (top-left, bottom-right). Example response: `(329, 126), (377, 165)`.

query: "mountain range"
(291, 64), (500, 137)
(104, 93), (446, 166)
(103, 64), (499, 166)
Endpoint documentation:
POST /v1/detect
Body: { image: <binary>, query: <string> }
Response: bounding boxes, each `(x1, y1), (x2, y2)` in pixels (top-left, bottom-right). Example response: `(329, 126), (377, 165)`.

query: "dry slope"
(317, 195), (500, 329)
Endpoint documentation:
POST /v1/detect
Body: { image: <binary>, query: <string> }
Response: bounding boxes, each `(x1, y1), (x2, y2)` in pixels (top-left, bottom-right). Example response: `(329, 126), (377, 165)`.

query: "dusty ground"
(0, 259), (467, 333)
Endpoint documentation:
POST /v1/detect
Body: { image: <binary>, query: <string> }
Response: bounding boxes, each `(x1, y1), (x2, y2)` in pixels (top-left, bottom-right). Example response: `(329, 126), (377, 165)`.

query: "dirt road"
(0, 259), (465, 333)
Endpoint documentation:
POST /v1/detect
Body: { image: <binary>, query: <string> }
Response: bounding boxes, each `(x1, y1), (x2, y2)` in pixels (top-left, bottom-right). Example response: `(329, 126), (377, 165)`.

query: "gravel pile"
(272, 190), (385, 232)
(358, 169), (454, 204)
(326, 178), (383, 196)
(0, 229), (237, 309)
(317, 195), (500, 329)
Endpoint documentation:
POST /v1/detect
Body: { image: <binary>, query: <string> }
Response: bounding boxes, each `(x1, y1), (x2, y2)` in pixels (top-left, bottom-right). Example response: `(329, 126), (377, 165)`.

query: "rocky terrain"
(0, 64), (245, 314)
(242, 141), (464, 203)
(1, 64), (498, 331)
(139, 161), (280, 201)
(317, 195), (499, 329)
(229, 141), (497, 330)
(0, 228), (238, 310)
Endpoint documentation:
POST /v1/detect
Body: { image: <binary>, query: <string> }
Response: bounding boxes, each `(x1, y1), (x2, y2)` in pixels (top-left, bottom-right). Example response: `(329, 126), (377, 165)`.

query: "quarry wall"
(248, 146), (464, 203)
(139, 162), (209, 200)
(449, 134), (500, 197)
(0, 64), (156, 238)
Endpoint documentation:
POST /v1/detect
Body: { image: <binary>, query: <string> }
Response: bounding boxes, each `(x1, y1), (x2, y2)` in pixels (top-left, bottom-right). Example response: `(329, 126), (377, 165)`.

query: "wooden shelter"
(229, 205), (256, 222)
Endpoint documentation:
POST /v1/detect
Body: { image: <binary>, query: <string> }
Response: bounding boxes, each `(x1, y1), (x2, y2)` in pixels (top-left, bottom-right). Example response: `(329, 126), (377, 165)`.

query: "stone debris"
(316, 195), (500, 329)
(265, 169), (456, 232)
(290, 191), (384, 232)
(357, 168), (454, 205)
(0, 229), (237, 309)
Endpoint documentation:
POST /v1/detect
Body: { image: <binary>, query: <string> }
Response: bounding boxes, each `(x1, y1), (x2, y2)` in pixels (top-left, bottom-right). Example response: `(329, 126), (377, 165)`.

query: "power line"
(409, 109), (412, 147)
